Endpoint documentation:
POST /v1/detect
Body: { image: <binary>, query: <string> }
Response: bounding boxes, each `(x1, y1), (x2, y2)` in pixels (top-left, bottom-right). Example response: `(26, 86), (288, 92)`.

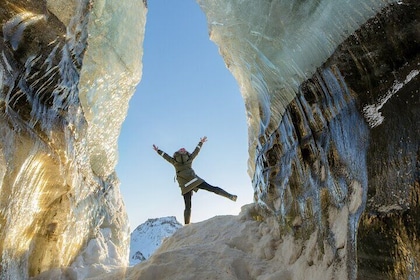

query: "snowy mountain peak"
(130, 216), (182, 266)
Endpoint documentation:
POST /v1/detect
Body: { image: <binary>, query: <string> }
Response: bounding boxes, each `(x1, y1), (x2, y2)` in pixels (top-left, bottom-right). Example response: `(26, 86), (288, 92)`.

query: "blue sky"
(116, 0), (253, 229)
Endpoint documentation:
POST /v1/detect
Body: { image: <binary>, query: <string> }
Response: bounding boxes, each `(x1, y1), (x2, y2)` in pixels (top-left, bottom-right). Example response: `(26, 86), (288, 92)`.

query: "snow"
(363, 69), (419, 128)
(91, 204), (350, 280)
(129, 216), (182, 266)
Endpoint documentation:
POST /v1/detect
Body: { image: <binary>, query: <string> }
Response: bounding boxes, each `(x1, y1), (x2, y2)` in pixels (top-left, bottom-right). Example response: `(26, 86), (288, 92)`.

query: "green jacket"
(157, 141), (204, 194)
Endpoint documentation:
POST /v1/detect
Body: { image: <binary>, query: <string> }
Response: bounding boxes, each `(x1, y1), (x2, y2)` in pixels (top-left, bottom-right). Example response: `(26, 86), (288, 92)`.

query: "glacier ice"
(0, 0), (146, 278)
(198, 0), (419, 279)
(78, 0), (146, 177)
(0, 0), (418, 279)
(198, 0), (397, 167)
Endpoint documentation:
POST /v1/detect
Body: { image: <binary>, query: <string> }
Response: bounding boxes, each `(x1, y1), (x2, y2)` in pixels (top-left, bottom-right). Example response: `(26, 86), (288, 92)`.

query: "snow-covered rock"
(129, 217), (182, 266)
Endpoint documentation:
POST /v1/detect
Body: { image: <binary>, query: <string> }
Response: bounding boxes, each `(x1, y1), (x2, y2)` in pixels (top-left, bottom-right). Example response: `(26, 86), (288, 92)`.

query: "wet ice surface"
(0, 0), (146, 278)
(1, 0), (418, 278)
(197, 0), (417, 279)
(198, 0), (397, 157)
(3, 12), (47, 51)
(78, 0), (146, 177)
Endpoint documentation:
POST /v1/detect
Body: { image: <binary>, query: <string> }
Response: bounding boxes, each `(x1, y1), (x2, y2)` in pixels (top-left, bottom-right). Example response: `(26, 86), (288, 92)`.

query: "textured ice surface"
(78, 0), (146, 177)
(198, 0), (397, 170)
(0, 0), (146, 278)
(197, 0), (418, 279)
(2, 12), (47, 51)
(1, 0), (418, 278)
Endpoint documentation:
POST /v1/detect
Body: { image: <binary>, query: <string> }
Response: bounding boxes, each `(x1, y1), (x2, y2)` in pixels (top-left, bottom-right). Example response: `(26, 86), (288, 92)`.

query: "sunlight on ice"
(0, 0), (146, 278)
(197, 0), (398, 170)
(1, 0), (417, 278)
(78, 0), (146, 177)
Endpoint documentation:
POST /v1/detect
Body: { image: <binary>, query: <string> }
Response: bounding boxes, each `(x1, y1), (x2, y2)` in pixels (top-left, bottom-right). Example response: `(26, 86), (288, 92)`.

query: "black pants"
(182, 182), (233, 224)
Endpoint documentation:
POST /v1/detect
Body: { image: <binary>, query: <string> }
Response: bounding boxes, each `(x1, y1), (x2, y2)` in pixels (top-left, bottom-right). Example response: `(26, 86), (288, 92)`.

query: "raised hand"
(153, 144), (158, 151)
(200, 136), (207, 143)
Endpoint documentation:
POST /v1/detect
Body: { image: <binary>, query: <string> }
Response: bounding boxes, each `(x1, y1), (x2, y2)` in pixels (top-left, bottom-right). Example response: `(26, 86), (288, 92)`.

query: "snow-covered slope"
(91, 204), (349, 280)
(129, 217), (182, 266)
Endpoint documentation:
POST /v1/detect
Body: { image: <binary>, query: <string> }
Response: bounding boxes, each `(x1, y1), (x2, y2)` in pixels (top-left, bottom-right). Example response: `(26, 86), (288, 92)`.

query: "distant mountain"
(129, 216), (182, 266)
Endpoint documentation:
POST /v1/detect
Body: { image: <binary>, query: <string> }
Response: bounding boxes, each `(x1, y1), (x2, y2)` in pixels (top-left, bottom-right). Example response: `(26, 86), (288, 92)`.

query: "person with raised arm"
(153, 136), (237, 224)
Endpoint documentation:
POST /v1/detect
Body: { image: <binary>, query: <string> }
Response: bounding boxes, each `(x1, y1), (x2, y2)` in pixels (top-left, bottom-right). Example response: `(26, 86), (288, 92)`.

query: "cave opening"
(116, 1), (253, 229)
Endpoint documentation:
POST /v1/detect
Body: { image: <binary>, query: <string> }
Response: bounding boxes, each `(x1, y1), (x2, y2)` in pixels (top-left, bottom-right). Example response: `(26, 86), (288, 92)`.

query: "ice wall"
(198, 0), (396, 169)
(0, 0), (146, 278)
(78, 0), (146, 177)
(198, 0), (419, 279)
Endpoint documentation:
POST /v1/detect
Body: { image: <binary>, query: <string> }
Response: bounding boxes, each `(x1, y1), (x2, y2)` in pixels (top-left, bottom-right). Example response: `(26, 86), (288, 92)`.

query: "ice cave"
(0, 0), (418, 279)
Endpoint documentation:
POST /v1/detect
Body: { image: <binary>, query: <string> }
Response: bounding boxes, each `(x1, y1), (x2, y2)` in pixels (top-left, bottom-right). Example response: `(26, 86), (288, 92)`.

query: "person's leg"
(197, 182), (237, 201)
(183, 191), (192, 224)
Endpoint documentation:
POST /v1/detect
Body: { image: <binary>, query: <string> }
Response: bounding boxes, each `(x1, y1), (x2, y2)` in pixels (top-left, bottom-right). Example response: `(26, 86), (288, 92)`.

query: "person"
(153, 136), (237, 224)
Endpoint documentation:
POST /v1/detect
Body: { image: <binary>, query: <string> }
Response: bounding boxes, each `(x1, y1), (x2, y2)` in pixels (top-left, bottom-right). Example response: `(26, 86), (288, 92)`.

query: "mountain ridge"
(129, 216), (182, 266)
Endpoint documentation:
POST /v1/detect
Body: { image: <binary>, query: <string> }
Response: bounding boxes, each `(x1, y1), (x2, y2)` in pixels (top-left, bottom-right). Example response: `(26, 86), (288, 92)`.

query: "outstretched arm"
(153, 144), (175, 164)
(189, 136), (207, 160)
